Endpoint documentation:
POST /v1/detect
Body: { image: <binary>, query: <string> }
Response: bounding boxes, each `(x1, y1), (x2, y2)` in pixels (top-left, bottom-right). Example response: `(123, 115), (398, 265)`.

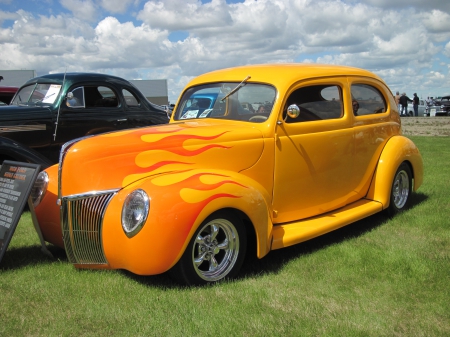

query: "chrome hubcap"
(192, 219), (239, 282)
(392, 170), (409, 209)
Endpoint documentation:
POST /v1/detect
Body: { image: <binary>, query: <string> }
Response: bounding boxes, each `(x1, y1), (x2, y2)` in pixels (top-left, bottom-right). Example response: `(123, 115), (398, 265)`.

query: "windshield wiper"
(221, 75), (251, 102)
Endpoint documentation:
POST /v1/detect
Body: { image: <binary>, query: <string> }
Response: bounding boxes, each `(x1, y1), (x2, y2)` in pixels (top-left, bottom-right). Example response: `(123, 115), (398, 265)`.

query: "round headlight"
(121, 189), (150, 238)
(30, 171), (49, 208)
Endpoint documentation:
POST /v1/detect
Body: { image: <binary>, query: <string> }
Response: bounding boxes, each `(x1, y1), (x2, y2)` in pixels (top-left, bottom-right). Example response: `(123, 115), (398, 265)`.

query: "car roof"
(186, 64), (384, 91)
(22, 72), (133, 87)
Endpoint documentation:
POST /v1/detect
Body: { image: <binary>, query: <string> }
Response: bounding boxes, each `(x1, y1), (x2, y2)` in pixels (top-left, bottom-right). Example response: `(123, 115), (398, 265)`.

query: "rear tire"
(387, 162), (412, 216)
(170, 211), (247, 286)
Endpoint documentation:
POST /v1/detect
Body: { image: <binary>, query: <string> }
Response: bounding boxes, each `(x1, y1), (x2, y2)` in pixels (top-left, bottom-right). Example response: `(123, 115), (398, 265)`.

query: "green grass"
(1, 136), (449, 336)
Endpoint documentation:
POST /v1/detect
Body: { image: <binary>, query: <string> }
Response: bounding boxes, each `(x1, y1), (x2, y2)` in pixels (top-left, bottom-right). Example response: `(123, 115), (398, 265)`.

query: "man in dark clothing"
(399, 93), (412, 116)
(413, 93), (419, 116)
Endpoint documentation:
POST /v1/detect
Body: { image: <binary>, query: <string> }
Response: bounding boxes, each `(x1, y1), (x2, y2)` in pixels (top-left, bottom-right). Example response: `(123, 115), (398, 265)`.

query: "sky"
(0, 0), (449, 104)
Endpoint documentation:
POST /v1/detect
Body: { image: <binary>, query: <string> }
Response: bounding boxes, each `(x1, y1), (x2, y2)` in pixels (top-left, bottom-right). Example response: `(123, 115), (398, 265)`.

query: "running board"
(271, 199), (383, 250)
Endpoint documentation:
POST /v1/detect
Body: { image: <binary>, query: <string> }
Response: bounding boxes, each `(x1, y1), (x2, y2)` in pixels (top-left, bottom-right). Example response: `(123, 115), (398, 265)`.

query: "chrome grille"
(62, 191), (116, 265)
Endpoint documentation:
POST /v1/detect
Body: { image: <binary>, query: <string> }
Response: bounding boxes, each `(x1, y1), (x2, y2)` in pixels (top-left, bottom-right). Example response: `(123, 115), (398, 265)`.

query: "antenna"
(53, 69), (66, 141)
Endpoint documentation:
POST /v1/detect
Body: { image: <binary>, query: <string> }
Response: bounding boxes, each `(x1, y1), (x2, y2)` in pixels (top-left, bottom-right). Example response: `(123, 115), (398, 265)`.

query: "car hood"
(60, 121), (265, 196)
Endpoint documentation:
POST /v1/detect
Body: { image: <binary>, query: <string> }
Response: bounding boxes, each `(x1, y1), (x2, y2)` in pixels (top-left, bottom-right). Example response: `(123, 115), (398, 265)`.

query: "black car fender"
(0, 136), (53, 169)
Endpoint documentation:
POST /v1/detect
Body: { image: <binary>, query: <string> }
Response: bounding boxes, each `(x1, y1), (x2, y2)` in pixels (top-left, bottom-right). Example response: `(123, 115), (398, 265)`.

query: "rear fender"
(366, 135), (423, 208)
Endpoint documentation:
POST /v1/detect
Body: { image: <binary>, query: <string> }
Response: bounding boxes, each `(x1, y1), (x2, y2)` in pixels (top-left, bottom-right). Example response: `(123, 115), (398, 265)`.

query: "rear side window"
(123, 89), (140, 107)
(284, 85), (343, 123)
(351, 84), (386, 116)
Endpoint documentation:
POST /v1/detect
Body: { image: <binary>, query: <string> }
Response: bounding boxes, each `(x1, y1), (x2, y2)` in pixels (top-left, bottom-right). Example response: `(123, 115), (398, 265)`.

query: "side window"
(84, 86), (118, 108)
(66, 86), (85, 108)
(351, 84), (386, 116)
(123, 89), (140, 107)
(284, 85), (343, 123)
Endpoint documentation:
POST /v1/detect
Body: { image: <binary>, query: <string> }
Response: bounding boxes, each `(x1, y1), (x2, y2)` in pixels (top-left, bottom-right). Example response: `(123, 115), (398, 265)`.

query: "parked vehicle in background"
(427, 95), (450, 116)
(0, 86), (19, 105)
(406, 99), (427, 117)
(32, 64), (423, 285)
(0, 72), (168, 167)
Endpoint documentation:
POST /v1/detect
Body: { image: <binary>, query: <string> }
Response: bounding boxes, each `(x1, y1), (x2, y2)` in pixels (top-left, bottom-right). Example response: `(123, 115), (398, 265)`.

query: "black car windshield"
(11, 83), (61, 106)
(174, 82), (276, 123)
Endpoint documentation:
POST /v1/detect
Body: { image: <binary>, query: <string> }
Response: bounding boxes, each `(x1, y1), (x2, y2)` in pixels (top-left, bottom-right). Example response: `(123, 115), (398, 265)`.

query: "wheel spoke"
(209, 255), (219, 271)
(210, 224), (219, 241)
(194, 252), (207, 266)
(217, 238), (229, 250)
(195, 234), (205, 245)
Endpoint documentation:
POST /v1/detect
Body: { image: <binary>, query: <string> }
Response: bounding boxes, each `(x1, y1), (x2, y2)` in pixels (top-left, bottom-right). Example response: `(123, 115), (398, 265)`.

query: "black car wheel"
(171, 211), (247, 285)
(387, 162), (412, 216)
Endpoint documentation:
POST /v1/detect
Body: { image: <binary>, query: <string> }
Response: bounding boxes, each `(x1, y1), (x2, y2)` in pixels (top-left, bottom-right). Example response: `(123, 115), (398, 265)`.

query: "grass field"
(1, 136), (449, 337)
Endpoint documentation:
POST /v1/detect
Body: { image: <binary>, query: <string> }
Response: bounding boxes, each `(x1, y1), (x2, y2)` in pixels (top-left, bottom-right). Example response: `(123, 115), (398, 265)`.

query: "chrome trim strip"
(65, 189), (120, 201)
(0, 125), (46, 132)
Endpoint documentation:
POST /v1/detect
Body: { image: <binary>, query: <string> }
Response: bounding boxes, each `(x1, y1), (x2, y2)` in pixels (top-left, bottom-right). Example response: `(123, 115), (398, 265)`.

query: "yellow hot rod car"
(32, 64), (423, 285)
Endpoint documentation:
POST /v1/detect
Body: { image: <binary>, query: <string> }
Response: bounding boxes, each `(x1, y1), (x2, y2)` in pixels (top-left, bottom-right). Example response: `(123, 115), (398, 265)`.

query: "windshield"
(174, 82), (276, 123)
(10, 83), (61, 106)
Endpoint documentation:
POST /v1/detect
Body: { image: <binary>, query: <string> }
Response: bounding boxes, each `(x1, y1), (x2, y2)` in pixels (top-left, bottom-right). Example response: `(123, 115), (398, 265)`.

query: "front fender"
(0, 136), (53, 168)
(366, 135), (423, 208)
(34, 164), (63, 247)
(102, 169), (273, 275)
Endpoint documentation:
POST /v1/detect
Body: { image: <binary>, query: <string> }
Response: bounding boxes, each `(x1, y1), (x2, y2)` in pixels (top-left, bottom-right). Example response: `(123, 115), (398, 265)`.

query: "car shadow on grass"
(123, 192), (429, 288)
(1, 192), (428, 288)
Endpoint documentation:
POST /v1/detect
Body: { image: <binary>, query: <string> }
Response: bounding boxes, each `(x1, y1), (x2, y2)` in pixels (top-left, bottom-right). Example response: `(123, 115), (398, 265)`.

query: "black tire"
(170, 211), (247, 286)
(387, 162), (412, 216)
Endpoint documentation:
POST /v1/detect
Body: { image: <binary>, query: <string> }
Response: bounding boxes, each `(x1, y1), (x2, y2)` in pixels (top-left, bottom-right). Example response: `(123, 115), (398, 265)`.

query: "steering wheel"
(249, 115), (268, 122)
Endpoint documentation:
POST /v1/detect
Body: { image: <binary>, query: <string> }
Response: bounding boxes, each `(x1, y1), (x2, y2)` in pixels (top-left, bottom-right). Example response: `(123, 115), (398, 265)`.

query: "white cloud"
(444, 42), (450, 58)
(0, 0), (449, 101)
(60, 0), (97, 22)
(100, 0), (135, 14)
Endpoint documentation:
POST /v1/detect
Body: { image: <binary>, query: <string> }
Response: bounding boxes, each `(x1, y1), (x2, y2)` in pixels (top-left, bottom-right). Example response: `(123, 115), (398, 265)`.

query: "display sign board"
(0, 161), (40, 263)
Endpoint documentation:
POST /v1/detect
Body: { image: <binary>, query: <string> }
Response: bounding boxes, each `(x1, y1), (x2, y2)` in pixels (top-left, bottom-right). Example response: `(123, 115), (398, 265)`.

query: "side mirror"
(284, 104), (300, 122)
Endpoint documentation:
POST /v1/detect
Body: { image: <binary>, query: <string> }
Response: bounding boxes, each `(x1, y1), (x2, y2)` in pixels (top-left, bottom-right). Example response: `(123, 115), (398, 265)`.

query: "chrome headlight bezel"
(121, 189), (150, 238)
(30, 171), (49, 208)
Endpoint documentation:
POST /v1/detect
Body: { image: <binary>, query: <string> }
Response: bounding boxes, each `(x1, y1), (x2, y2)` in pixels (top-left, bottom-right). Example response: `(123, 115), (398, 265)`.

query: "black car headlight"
(121, 189), (150, 238)
(30, 171), (49, 208)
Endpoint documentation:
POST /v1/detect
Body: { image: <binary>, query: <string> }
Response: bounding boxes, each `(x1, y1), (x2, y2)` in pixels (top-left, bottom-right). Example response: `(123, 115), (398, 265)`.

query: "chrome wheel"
(387, 162), (412, 216)
(192, 218), (240, 282)
(392, 169), (410, 209)
(171, 211), (247, 285)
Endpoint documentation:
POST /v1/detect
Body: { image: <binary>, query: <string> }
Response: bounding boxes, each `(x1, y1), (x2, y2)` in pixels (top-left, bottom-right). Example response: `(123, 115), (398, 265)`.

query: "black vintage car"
(427, 95), (450, 116)
(0, 73), (169, 167)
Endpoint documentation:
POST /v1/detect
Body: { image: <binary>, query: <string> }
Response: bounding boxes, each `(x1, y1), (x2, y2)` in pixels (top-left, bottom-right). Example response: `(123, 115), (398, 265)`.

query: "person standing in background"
(413, 93), (419, 116)
(399, 93), (412, 116)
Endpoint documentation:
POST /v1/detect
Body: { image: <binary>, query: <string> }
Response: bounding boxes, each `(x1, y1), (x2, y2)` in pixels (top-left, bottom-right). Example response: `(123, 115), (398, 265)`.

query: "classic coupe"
(427, 95), (450, 116)
(32, 64), (423, 285)
(0, 73), (168, 167)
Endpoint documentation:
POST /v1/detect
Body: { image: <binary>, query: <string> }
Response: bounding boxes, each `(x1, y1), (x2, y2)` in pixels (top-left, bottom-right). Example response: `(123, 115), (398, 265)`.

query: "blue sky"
(0, 0), (449, 103)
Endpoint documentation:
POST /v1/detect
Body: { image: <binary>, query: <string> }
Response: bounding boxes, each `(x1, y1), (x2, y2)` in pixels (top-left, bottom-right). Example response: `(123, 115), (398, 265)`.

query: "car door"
(348, 79), (392, 198)
(272, 78), (357, 224)
(120, 86), (163, 127)
(54, 83), (128, 146)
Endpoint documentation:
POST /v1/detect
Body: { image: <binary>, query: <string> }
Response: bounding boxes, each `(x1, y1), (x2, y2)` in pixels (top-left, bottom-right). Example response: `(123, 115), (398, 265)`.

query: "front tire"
(171, 211), (247, 285)
(387, 162), (412, 216)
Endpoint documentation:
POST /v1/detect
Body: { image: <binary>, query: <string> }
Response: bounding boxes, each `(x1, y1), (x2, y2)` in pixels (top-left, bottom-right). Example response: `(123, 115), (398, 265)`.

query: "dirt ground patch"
(400, 117), (450, 137)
